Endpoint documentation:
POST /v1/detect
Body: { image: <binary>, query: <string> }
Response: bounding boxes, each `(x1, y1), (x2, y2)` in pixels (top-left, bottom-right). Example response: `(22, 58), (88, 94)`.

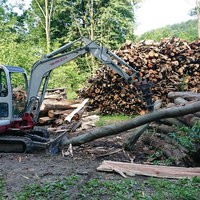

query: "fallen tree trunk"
(124, 124), (149, 150)
(61, 101), (200, 146)
(159, 118), (185, 127)
(124, 100), (162, 150)
(168, 91), (200, 101)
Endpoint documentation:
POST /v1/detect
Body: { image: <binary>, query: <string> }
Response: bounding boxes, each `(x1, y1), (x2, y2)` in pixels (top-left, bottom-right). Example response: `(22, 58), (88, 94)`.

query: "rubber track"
(0, 136), (33, 153)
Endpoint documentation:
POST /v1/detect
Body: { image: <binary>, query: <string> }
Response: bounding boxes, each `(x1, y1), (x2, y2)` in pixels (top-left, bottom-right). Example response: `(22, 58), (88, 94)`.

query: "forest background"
(0, 0), (199, 99)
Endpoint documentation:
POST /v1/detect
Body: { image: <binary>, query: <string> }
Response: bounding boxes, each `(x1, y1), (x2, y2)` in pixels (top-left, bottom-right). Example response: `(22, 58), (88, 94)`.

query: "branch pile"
(77, 37), (200, 115)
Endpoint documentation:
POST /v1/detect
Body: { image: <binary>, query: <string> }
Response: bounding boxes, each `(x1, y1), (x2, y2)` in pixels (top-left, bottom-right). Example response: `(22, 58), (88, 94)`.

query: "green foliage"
(15, 175), (80, 199)
(136, 19), (198, 42)
(0, 0), (140, 90)
(51, 0), (138, 49)
(145, 177), (200, 200)
(25, 0), (48, 51)
(147, 151), (174, 166)
(79, 178), (142, 200)
(11, 175), (200, 200)
(169, 121), (200, 153)
(0, 176), (6, 199)
(47, 61), (88, 98)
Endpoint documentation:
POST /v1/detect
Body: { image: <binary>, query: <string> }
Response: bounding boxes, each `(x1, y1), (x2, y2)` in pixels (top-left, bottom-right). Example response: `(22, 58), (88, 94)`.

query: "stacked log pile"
(43, 87), (67, 100)
(38, 99), (84, 126)
(77, 37), (200, 115)
(37, 89), (100, 135)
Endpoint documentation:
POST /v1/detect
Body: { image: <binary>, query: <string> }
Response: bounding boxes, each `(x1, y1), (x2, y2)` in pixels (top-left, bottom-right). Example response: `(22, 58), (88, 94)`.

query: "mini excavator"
(0, 37), (153, 154)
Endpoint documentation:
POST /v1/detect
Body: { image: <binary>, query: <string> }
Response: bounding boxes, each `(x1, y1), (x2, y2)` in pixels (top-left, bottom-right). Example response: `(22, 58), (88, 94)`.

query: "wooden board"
(97, 160), (200, 179)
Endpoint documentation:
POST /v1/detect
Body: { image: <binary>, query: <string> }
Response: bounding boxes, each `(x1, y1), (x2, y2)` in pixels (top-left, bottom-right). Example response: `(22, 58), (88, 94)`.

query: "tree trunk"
(45, 0), (50, 53)
(61, 101), (200, 146)
(196, 0), (200, 38)
(34, 0), (53, 53)
(89, 0), (96, 71)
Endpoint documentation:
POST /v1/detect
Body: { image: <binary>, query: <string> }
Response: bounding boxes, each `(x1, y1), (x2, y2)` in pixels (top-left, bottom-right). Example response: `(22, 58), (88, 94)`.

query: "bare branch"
(49, 0), (54, 28)
(34, 0), (46, 18)
(27, 10), (46, 30)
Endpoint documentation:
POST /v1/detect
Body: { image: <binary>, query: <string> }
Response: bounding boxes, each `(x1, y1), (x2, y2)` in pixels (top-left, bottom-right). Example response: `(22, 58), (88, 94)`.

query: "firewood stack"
(77, 37), (200, 115)
(38, 99), (84, 126)
(37, 89), (100, 134)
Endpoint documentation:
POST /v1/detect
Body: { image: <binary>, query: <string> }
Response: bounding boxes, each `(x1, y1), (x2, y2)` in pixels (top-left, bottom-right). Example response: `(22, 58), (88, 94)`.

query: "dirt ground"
(1, 127), (198, 198)
(0, 130), (149, 196)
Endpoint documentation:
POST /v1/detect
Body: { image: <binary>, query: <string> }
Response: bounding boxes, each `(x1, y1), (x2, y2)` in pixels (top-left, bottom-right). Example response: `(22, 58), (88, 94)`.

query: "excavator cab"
(0, 65), (28, 125)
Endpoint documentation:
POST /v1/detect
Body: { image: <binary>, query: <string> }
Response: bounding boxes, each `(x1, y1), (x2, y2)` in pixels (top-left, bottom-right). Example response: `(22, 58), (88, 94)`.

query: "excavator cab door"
(0, 65), (28, 123)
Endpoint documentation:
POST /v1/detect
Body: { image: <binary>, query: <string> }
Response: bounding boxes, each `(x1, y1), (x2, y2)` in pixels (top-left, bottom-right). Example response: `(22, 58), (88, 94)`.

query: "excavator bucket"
(47, 132), (67, 155)
(27, 132), (67, 155)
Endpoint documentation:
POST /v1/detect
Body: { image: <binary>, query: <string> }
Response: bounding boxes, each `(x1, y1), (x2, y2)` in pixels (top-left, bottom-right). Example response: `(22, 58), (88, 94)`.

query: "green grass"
(1, 174), (200, 200)
(144, 177), (200, 200)
(14, 175), (80, 200)
(0, 176), (6, 199)
(95, 114), (134, 127)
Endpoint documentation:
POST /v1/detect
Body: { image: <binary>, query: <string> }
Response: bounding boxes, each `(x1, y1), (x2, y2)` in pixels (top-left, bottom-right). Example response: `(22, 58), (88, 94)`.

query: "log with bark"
(61, 100), (200, 146)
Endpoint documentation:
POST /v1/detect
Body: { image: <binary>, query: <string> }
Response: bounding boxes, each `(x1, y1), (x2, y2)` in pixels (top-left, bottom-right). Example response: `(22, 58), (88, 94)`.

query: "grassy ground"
(95, 114), (133, 127)
(1, 174), (199, 200)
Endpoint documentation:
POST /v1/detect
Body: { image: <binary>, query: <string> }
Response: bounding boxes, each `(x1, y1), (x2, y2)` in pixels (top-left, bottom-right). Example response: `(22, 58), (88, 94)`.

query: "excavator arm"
(25, 37), (153, 122)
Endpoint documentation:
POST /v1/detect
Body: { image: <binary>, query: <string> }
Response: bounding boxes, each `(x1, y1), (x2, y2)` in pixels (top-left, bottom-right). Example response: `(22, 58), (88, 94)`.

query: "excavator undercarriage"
(0, 129), (66, 154)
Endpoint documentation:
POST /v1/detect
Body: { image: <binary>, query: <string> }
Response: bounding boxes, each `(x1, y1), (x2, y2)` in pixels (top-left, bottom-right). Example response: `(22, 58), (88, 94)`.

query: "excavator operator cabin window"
(10, 72), (27, 118)
(0, 69), (8, 97)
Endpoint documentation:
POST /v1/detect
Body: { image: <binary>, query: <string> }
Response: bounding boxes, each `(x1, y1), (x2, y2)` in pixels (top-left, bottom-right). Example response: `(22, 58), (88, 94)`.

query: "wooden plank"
(97, 160), (200, 179)
(64, 99), (89, 122)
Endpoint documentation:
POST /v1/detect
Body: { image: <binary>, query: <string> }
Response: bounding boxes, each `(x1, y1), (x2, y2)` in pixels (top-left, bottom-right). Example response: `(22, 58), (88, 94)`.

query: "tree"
(61, 101), (200, 146)
(52, 0), (139, 48)
(136, 19), (198, 42)
(50, 0), (140, 75)
(28, 0), (54, 53)
(0, 0), (41, 74)
(189, 0), (200, 37)
(1, 0), (141, 91)
(195, 0), (200, 37)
